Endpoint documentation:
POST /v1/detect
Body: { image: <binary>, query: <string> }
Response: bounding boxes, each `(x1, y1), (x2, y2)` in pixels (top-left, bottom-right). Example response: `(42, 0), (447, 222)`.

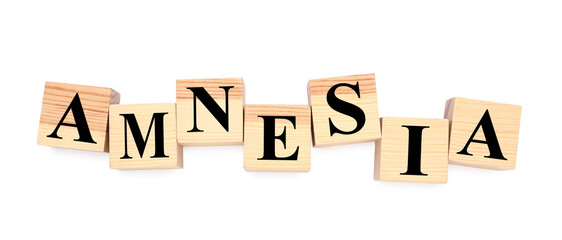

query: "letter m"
(120, 112), (169, 159)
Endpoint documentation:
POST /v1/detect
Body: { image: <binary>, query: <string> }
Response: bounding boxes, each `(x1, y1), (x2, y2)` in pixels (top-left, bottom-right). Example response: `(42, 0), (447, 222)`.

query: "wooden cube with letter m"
(109, 103), (182, 169)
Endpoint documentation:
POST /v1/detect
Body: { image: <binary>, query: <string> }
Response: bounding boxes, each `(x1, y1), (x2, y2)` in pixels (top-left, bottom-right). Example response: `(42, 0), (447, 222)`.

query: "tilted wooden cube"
(375, 117), (449, 183)
(308, 73), (381, 147)
(176, 78), (244, 146)
(109, 103), (182, 169)
(37, 82), (120, 152)
(244, 105), (311, 172)
(445, 97), (522, 170)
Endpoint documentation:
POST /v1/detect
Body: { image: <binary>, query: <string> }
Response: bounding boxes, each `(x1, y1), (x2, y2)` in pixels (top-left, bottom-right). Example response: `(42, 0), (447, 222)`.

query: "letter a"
(47, 93), (97, 144)
(457, 110), (507, 160)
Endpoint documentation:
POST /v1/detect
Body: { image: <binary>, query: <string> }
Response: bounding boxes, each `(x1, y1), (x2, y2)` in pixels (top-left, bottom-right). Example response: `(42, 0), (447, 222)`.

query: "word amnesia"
(37, 74), (522, 183)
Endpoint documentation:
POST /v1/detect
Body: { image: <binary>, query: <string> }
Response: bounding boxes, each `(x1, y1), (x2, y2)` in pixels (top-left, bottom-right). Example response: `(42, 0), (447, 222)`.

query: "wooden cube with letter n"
(375, 118), (449, 183)
(445, 97), (522, 170)
(308, 73), (381, 147)
(109, 103), (182, 169)
(37, 82), (120, 152)
(176, 78), (244, 145)
(244, 105), (311, 172)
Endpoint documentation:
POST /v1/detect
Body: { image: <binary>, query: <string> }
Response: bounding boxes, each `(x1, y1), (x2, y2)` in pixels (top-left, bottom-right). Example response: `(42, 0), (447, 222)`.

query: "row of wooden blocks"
(37, 74), (522, 183)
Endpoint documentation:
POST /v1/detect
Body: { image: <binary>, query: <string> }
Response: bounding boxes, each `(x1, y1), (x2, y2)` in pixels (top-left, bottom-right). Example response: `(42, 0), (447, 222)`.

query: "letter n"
(186, 86), (234, 132)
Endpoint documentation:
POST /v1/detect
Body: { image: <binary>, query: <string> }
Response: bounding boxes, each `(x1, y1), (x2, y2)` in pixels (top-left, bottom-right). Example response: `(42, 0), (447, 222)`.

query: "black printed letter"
(186, 86), (234, 132)
(46, 93), (97, 144)
(120, 112), (169, 159)
(457, 110), (507, 160)
(257, 116), (299, 160)
(401, 125), (429, 176)
(326, 82), (366, 136)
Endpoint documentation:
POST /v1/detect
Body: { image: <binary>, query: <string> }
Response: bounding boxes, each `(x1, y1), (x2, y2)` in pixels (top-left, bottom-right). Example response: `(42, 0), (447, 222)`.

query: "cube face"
(244, 105), (311, 172)
(37, 82), (120, 152)
(308, 73), (381, 147)
(176, 78), (244, 146)
(109, 103), (182, 169)
(446, 97), (522, 170)
(375, 118), (449, 183)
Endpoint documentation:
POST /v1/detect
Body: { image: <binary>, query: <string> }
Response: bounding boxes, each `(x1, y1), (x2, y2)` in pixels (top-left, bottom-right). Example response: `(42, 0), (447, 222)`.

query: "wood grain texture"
(109, 103), (182, 170)
(244, 105), (311, 172)
(308, 73), (381, 147)
(375, 117), (449, 183)
(37, 81), (120, 152)
(176, 78), (244, 146)
(446, 97), (522, 170)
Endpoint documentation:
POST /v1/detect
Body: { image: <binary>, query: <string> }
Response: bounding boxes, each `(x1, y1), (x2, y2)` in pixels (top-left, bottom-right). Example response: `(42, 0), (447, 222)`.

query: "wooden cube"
(176, 78), (244, 146)
(375, 117), (449, 183)
(244, 105), (311, 172)
(445, 97), (522, 170)
(109, 103), (182, 169)
(308, 73), (381, 147)
(37, 82), (120, 152)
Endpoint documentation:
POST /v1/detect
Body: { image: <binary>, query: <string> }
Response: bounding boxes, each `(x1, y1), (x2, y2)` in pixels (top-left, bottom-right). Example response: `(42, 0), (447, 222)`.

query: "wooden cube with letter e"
(375, 117), (449, 183)
(109, 103), (182, 169)
(445, 97), (522, 170)
(176, 78), (244, 146)
(244, 105), (311, 172)
(37, 82), (120, 152)
(308, 73), (381, 147)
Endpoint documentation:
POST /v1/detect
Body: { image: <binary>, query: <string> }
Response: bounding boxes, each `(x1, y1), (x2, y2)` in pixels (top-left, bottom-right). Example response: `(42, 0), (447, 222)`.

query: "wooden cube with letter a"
(308, 73), (381, 147)
(244, 105), (311, 172)
(176, 78), (244, 145)
(37, 82), (120, 152)
(109, 103), (182, 169)
(445, 97), (522, 170)
(375, 118), (449, 183)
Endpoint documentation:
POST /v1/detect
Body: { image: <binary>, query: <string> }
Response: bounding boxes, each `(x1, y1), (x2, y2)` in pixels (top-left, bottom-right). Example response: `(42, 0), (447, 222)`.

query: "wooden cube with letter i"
(244, 105), (311, 172)
(308, 73), (381, 147)
(109, 103), (182, 169)
(375, 118), (449, 183)
(37, 82), (120, 152)
(445, 97), (522, 170)
(176, 78), (244, 145)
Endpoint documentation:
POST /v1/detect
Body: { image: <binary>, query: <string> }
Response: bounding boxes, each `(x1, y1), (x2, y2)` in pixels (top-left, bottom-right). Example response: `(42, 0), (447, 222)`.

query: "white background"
(1, 1), (560, 239)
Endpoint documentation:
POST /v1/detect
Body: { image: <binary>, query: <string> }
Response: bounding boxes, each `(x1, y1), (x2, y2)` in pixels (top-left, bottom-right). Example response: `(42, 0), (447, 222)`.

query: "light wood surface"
(244, 105), (311, 172)
(176, 78), (244, 145)
(37, 81), (120, 152)
(375, 117), (449, 183)
(109, 103), (182, 169)
(445, 97), (522, 170)
(308, 73), (381, 147)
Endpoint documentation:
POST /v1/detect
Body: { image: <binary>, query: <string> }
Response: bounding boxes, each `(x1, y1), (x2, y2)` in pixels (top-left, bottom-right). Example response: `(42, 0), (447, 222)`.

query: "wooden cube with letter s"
(375, 117), (449, 183)
(308, 73), (381, 147)
(37, 82), (120, 152)
(109, 103), (182, 169)
(244, 105), (311, 172)
(176, 78), (244, 146)
(445, 97), (522, 170)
